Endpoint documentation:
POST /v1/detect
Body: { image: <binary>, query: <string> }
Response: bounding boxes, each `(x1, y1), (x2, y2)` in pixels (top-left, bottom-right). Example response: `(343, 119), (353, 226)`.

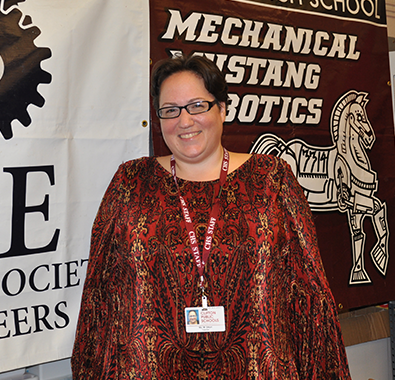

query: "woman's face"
(158, 71), (226, 164)
(189, 310), (197, 324)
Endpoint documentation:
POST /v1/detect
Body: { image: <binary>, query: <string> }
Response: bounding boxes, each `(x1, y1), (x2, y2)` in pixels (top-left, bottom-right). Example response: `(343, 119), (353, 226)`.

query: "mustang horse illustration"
(251, 90), (389, 285)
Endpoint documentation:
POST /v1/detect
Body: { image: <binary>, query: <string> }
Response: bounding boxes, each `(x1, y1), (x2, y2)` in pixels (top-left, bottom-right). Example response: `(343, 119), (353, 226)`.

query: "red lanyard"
(170, 149), (229, 290)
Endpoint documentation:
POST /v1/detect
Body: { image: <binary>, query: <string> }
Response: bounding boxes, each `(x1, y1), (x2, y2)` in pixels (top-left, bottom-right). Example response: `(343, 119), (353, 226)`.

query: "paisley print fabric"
(71, 154), (351, 379)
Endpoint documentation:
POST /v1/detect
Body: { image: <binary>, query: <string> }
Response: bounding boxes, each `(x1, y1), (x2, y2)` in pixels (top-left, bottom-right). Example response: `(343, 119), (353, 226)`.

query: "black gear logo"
(0, 0), (52, 139)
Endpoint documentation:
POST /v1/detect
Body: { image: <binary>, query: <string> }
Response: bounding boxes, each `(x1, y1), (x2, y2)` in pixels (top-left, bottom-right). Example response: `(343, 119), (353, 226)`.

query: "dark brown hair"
(151, 53), (228, 112)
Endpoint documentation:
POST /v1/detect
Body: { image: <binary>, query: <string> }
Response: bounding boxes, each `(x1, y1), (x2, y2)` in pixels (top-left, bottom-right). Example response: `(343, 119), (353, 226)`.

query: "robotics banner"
(150, 0), (395, 310)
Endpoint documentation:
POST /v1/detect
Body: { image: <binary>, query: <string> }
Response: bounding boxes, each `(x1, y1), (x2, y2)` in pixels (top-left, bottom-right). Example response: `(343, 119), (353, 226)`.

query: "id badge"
(185, 306), (226, 333)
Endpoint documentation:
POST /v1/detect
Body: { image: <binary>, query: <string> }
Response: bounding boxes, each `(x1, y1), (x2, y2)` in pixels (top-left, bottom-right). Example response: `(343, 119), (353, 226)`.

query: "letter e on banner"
(1, 166), (60, 258)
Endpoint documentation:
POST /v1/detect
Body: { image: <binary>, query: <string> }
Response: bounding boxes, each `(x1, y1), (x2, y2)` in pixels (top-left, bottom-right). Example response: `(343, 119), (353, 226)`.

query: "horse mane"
(331, 91), (357, 143)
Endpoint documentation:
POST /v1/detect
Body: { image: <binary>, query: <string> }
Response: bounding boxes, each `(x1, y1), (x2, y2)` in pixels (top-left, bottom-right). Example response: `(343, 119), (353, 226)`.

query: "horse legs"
(348, 212), (371, 284)
(370, 201), (389, 276)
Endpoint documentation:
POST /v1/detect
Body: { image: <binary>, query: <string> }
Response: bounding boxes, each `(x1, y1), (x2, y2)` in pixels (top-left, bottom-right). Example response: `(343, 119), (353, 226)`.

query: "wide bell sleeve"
(278, 161), (351, 379)
(71, 164), (130, 379)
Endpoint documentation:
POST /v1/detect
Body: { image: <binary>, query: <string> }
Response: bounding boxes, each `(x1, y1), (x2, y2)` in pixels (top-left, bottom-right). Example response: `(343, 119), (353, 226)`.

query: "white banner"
(0, 0), (149, 372)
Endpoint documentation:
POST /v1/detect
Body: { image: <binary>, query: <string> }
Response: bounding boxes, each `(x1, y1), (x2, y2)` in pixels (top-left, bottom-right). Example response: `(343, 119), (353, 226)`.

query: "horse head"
(331, 91), (375, 151)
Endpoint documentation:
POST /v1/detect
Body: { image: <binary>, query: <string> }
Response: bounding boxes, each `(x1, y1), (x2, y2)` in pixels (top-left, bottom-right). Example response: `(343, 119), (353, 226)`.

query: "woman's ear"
(219, 101), (227, 123)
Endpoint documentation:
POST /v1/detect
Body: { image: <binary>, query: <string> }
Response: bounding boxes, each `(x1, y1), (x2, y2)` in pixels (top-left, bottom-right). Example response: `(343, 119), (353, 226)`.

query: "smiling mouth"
(179, 131), (201, 139)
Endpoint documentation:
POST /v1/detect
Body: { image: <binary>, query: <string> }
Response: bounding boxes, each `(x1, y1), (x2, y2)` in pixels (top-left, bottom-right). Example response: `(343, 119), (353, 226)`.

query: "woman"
(71, 54), (351, 379)
(188, 310), (199, 325)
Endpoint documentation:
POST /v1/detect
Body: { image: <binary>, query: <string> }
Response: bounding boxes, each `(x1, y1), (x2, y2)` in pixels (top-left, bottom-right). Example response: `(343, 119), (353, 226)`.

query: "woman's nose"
(178, 108), (194, 128)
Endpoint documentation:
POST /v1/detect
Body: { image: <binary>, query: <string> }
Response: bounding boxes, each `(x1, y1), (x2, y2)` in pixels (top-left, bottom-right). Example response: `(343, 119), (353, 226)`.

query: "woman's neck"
(157, 149), (252, 182)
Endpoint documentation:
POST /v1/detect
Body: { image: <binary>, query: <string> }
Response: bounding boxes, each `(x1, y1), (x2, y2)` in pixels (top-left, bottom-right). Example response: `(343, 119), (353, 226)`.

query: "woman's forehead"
(159, 71), (210, 104)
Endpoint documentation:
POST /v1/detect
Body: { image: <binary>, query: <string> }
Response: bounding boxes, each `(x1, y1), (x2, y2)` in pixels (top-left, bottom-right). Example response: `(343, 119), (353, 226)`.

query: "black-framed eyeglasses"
(157, 100), (218, 119)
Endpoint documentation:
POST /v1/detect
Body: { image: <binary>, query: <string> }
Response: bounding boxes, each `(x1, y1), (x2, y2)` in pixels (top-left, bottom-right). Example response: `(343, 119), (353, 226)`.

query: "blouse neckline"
(154, 153), (255, 184)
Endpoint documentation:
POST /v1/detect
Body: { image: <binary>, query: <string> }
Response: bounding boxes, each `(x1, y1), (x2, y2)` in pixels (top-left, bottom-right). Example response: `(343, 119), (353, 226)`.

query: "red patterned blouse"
(71, 154), (351, 379)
